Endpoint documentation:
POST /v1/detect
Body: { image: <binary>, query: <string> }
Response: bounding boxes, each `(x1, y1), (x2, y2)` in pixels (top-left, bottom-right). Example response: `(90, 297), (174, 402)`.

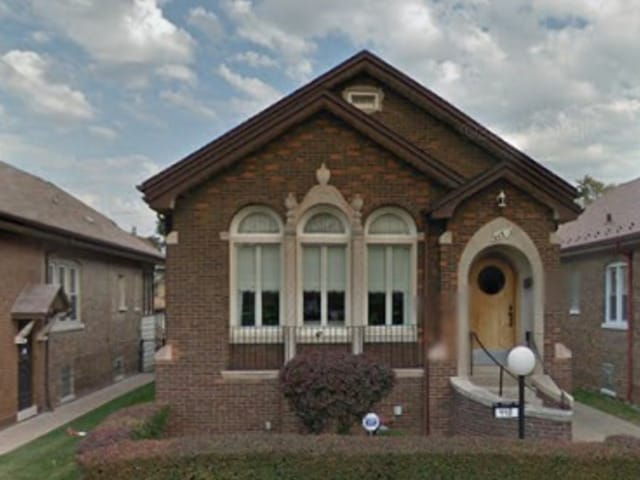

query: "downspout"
(422, 220), (430, 436)
(626, 251), (634, 403)
(44, 250), (52, 411)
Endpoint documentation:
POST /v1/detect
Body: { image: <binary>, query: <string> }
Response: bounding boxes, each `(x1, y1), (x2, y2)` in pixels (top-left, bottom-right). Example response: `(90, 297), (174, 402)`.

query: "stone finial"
(316, 163), (330, 185)
(351, 194), (363, 213)
(285, 193), (298, 224)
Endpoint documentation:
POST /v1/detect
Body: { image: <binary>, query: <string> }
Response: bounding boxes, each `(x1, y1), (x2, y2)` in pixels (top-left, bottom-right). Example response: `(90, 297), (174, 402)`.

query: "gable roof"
(0, 161), (162, 262)
(429, 162), (581, 222)
(558, 177), (640, 254)
(140, 50), (576, 211)
(11, 284), (70, 320)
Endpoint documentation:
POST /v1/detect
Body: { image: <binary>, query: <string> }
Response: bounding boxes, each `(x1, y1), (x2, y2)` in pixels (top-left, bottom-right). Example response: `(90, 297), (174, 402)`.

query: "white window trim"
(568, 270), (580, 315)
(603, 262), (628, 329)
(297, 206), (351, 327)
(47, 259), (82, 325)
(229, 206), (284, 338)
(364, 208), (418, 328)
(59, 365), (75, 404)
(118, 274), (128, 312)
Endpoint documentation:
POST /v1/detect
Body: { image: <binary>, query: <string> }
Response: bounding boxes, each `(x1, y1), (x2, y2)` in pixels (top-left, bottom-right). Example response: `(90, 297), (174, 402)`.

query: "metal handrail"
(469, 331), (536, 397)
(525, 331), (570, 408)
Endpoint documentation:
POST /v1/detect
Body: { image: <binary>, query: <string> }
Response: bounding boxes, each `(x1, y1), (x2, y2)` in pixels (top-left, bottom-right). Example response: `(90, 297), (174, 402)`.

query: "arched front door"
(470, 257), (517, 356)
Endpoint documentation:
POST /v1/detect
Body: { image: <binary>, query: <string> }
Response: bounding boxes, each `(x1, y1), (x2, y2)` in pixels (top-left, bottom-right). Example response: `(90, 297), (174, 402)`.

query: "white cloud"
(232, 51), (277, 68)
(155, 64), (197, 85)
(217, 63), (282, 115)
(187, 6), (224, 38)
(30, 0), (195, 78)
(30, 30), (51, 43)
(160, 89), (217, 119)
(88, 125), (118, 140)
(0, 50), (94, 120)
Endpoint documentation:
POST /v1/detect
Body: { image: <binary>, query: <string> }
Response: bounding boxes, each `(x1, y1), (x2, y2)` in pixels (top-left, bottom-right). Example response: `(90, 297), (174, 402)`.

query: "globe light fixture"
(507, 346), (536, 376)
(506, 345), (536, 439)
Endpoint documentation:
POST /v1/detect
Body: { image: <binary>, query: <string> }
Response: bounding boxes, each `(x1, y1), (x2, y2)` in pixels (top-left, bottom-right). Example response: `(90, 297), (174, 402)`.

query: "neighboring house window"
(299, 209), (349, 326)
(118, 274), (127, 311)
(365, 208), (417, 326)
(48, 260), (80, 321)
(569, 270), (580, 314)
(231, 207), (283, 327)
(143, 270), (154, 315)
(604, 262), (628, 327)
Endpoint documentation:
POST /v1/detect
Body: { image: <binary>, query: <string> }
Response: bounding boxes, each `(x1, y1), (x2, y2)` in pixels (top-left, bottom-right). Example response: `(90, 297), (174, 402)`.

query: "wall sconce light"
(393, 405), (403, 417)
(497, 190), (507, 208)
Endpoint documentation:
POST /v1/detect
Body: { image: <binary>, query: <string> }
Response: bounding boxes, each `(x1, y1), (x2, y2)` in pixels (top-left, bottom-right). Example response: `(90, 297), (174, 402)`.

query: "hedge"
(78, 430), (640, 480)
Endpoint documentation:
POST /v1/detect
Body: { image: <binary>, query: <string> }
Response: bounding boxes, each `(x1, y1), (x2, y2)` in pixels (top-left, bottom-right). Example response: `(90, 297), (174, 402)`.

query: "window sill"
(569, 309), (580, 316)
(60, 394), (76, 404)
(51, 322), (85, 333)
(601, 322), (628, 331)
(600, 388), (617, 397)
(118, 307), (128, 313)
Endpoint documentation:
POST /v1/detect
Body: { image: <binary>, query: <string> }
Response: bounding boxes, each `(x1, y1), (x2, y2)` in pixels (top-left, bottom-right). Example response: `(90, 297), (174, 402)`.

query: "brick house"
(558, 178), (640, 402)
(0, 161), (162, 426)
(141, 51), (580, 438)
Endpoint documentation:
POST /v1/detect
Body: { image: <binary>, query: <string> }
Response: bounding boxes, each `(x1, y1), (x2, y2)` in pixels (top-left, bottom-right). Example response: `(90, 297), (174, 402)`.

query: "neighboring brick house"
(558, 178), (640, 402)
(140, 51), (580, 439)
(0, 161), (162, 427)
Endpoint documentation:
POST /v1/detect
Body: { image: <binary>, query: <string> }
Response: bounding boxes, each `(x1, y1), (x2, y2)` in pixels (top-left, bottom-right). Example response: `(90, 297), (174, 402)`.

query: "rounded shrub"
(279, 351), (395, 434)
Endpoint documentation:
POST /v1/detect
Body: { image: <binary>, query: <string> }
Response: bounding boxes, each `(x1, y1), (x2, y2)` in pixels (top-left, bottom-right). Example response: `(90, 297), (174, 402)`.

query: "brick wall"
(160, 89), (567, 436)
(0, 232), (44, 426)
(0, 228), (152, 425)
(451, 387), (571, 440)
(561, 247), (640, 399)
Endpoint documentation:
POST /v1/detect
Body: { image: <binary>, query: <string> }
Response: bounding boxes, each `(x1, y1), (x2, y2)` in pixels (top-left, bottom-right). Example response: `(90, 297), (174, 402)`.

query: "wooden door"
(470, 257), (516, 350)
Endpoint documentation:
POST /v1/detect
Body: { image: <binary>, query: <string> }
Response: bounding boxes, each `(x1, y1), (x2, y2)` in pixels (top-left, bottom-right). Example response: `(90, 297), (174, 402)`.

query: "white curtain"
(304, 213), (345, 234)
(392, 246), (410, 292)
(327, 246), (346, 291)
(237, 245), (255, 291)
(367, 245), (386, 292)
(261, 244), (280, 291)
(303, 246), (321, 291)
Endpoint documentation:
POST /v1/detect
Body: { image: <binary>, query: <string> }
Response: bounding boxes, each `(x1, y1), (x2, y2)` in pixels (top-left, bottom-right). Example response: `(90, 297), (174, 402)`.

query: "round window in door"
(477, 266), (506, 295)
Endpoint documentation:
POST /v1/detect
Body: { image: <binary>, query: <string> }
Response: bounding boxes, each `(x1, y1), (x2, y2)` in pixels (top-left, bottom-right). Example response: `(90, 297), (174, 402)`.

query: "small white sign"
(362, 412), (380, 433)
(494, 407), (519, 419)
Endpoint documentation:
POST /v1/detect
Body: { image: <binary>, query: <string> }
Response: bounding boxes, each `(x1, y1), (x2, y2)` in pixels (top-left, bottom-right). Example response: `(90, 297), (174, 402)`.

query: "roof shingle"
(558, 177), (640, 250)
(0, 160), (161, 260)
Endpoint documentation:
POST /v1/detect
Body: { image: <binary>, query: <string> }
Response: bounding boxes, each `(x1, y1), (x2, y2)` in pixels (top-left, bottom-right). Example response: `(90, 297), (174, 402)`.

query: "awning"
(11, 284), (70, 320)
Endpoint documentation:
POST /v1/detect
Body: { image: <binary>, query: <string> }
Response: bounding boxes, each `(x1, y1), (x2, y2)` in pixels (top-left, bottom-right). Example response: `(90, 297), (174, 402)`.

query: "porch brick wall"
(560, 248), (640, 399)
(451, 387), (571, 440)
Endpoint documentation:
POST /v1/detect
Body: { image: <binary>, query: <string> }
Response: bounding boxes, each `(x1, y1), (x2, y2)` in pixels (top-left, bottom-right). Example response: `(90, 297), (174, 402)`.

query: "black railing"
(469, 331), (536, 397)
(228, 325), (422, 370)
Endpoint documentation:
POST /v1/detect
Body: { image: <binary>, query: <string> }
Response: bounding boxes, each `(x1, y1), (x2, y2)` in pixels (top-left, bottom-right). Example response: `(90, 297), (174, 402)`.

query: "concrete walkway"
(573, 401), (640, 442)
(0, 373), (154, 455)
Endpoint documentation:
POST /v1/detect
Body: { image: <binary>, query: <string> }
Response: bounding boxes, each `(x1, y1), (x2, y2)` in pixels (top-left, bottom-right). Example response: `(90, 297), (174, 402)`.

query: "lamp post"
(506, 346), (536, 439)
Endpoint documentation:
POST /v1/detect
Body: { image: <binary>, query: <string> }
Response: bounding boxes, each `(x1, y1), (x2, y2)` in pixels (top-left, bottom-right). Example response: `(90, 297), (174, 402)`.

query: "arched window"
(230, 207), (283, 327)
(365, 208), (417, 326)
(298, 208), (350, 326)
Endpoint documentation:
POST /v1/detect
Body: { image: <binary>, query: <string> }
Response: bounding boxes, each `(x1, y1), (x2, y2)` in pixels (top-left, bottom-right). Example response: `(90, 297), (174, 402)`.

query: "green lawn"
(574, 389), (640, 426)
(0, 382), (155, 480)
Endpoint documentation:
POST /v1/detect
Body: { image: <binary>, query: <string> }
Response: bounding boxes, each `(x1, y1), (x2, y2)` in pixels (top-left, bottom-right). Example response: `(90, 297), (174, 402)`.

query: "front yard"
(574, 389), (640, 426)
(0, 382), (155, 480)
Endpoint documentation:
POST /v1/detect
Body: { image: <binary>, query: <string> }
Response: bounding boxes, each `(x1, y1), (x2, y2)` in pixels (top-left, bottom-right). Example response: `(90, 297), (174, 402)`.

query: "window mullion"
(321, 246), (328, 326)
(618, 266), (624, 324)
(256, 246), (263, 327)
(385, 246), (392, 326)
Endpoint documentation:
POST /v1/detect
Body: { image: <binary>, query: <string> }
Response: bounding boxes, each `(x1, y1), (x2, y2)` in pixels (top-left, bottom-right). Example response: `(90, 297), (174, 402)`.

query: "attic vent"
(342, 86), (383, 113)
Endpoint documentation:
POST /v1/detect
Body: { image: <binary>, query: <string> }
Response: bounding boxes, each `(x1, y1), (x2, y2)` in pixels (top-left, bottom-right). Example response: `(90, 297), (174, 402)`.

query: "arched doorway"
(469, 255), (517, 363)
(456, 217), (545, 376)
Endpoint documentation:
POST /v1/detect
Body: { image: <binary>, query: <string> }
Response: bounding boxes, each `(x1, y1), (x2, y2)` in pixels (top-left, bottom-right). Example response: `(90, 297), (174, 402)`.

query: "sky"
(1, 0), (639, 236)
